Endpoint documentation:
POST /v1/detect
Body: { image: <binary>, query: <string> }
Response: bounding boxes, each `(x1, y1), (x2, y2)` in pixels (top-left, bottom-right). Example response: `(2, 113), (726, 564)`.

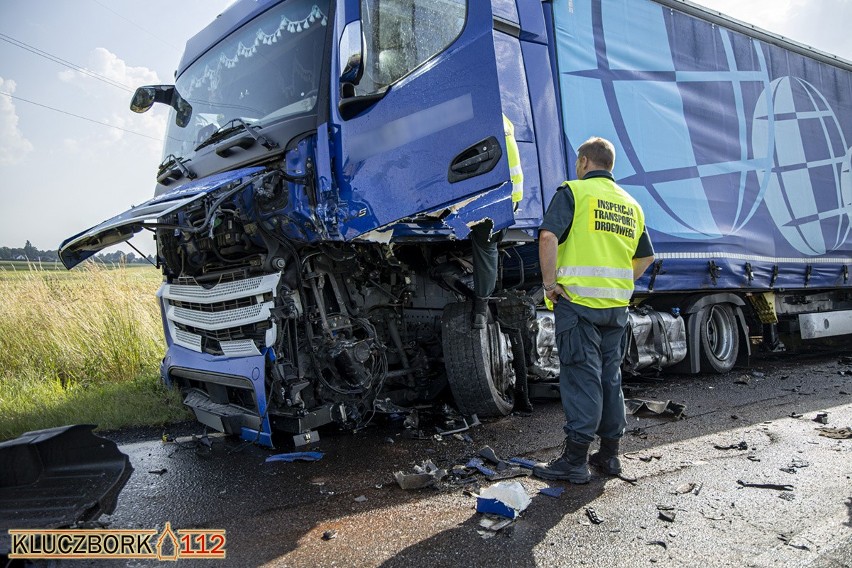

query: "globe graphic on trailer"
(753, 76), (852, 255)
(561, 2), (779, 241)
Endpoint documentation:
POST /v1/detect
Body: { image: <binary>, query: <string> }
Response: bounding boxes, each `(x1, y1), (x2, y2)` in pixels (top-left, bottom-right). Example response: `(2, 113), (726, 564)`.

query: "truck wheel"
(441, 301), (515, 417)
(697, 303), (739, 373)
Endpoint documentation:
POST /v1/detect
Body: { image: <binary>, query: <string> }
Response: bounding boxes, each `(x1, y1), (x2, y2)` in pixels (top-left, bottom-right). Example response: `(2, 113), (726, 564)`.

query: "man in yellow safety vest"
(534, 137), (655, 483)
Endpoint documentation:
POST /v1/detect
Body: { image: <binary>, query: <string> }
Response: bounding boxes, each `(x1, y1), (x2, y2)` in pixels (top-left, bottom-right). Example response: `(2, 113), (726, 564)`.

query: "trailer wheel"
(441, 301), (515, 417)
(697, 303), (739, 373)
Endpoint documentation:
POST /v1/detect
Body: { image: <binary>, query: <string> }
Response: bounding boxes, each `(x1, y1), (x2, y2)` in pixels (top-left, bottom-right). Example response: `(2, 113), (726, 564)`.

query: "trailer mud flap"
(0, 425), (132, 541)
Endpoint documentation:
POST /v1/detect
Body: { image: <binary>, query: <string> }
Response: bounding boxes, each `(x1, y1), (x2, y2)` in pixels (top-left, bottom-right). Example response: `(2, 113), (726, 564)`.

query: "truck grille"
(159, 273), (280, 357)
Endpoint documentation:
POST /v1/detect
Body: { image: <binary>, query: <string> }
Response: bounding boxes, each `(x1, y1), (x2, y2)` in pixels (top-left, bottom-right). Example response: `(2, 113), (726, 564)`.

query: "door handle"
(448, 136), (502, 183)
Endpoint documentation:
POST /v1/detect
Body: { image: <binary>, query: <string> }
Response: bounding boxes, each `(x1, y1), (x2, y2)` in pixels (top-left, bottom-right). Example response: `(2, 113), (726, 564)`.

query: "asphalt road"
(85, 350), (852, 567)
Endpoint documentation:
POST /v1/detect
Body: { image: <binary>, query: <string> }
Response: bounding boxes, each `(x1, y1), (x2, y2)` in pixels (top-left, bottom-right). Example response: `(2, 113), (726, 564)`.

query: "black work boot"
(589, 437), (622, 475)
(471, 297), (488, 329)
(532, 438), (591, 483)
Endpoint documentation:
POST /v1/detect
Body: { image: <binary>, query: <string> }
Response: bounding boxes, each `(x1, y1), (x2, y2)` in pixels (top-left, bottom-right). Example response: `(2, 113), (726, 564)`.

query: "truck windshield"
(163, 0), (330, 158)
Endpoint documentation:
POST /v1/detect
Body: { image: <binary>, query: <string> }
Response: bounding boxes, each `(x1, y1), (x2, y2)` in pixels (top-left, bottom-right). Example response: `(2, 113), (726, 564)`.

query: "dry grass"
(0, 262), (190, 439)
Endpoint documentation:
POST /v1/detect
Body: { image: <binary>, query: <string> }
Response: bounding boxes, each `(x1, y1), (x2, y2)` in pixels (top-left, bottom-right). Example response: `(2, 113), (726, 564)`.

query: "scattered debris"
(779, 458), (810, 474)
(737, 480), (794, 491)
(734, 375), (751, 385)
(322, 530), (337, 541)
(354, 495), (367, 503)
(778, 534), (811, 550)
(789, 412), (803, 419)
(751, 371), (766, 378)
(479, 516), (513, 532)
(539, 487), (565, 498)
(393, 460), (447, 490)
(675, 482), (702, 495)
(778, 493), (796, 501)
(509, 457), (537, 469)
(628, 427), (649, 439)
(747, 456), (761, 462)
(265, 451), (324, 463)
(838, 370), (852, 376)
(813, 412), (829, 424)
(147, 469), (168, 475)
(624, 399), (686, 420)
(617, 472), (638, 484)
(479, 446), (502, 465)
(476, 481), (531, 519)
(646, 540), (668, 549)
(714, 441), (748, 451)
(466, 457), (497, 477)
(730, 414), (740, 420)
(817, 426), (852, 439)
(585, 507), (603, 524)
(658, 508), (677, 523)
(625, 452), (662, 462)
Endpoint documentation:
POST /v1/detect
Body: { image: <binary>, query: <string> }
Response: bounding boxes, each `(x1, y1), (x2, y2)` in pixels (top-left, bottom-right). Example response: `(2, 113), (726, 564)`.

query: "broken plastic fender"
(265, 451), (324, 463)
(476, 481), (531, 519)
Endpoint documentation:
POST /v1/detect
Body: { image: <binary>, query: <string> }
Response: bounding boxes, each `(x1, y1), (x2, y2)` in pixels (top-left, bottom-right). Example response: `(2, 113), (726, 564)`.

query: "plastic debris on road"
(509, 457), (537, 469)
(393, 460), (447, 490)
(816, 426), (852, 439)
(539, 486), (565, 498)
(476, 481), (531, 519)
(585, 507), (603, 524)
(265, 451), (324, 463)
(624, 399), (686, 419)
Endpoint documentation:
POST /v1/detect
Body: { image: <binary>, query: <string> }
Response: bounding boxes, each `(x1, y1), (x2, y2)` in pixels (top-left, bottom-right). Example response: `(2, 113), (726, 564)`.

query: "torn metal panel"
(354, 183), (514, 243)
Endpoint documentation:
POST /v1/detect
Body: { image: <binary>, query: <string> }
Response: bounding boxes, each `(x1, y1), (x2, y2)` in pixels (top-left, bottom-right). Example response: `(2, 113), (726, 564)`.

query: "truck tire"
(441, 301), (515, 417)
(697, 303), (739, 373)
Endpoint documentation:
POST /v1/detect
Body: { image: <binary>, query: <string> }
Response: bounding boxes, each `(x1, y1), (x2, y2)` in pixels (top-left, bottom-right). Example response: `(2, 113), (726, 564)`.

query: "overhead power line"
(0, 33), (134, 93)
(90, 0), (181, 52)
(0, 91), (164, 142)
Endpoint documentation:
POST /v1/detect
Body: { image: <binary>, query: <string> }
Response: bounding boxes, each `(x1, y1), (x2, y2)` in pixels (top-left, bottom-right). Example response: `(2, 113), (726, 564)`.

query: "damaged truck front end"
(59, 0), (691, 448)
(58, 0), (543, 448)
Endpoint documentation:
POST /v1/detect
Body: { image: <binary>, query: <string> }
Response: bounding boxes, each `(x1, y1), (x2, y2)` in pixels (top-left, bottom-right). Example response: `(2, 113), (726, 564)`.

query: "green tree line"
(0, 240), (153, 264)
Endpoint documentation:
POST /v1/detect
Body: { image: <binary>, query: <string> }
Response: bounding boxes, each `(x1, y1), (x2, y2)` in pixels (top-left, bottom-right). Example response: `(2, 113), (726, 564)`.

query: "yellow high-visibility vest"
(553, 176), (644, 309)
(503, 114), (523, 204)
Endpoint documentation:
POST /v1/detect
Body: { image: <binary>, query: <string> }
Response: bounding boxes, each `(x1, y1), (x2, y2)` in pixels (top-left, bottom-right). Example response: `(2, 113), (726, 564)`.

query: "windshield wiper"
(157, 154), (197, 185)
(195, 118), (278, 152)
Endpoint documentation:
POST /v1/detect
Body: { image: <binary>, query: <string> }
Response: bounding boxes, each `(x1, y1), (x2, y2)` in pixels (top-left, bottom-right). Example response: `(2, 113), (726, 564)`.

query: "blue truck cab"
(60, 0), (852, 447)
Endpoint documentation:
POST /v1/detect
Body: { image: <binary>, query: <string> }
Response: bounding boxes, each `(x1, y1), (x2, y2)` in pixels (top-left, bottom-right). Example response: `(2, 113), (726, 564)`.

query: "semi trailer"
(60, 0), (852, 447)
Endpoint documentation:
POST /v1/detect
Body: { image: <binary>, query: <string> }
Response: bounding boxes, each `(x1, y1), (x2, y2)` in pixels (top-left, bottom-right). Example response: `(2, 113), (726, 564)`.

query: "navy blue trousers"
(554, 299), (628, 444)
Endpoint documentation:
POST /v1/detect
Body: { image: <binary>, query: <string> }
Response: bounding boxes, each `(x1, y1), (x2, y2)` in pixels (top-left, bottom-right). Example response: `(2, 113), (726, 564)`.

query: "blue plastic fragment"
(539, 487), (565, 498)
(466, 457), (496, 476)
(265, 451), (324, 463)
(509, 457), (537, 469)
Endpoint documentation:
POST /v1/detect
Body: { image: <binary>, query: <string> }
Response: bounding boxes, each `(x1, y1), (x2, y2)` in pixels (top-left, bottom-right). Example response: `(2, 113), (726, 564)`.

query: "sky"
(1, 0), (851, 257)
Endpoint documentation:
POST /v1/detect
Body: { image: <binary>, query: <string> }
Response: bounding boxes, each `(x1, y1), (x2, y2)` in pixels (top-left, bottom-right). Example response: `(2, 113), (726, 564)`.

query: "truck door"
(332, 0), (510, 238)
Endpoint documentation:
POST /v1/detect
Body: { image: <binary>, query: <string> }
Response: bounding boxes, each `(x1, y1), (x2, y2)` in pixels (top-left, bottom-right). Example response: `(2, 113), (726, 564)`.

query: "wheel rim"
(486, 322), (515, 402)
(705, 305), (735, 361)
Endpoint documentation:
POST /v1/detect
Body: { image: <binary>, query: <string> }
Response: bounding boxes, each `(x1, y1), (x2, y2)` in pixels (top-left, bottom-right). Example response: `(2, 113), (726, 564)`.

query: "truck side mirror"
(339, 21), (364, 91)
(130, 86), (160, 114)
(130, 85), (192, 128)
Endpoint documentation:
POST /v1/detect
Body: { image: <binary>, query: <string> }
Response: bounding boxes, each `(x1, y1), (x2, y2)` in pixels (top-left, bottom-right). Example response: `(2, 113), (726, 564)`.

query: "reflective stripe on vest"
(553, 176), (644, 309)
(503, 114), (523, 203)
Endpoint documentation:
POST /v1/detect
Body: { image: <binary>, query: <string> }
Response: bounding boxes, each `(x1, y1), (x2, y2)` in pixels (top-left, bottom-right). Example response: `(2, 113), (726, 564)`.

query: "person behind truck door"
(470, 113), (524, 329)
(534, 137), (654, 483)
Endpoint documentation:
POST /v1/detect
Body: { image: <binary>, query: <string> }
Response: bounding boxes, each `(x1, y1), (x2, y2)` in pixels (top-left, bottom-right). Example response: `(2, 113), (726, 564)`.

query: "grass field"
(0, 262), (190, 440)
